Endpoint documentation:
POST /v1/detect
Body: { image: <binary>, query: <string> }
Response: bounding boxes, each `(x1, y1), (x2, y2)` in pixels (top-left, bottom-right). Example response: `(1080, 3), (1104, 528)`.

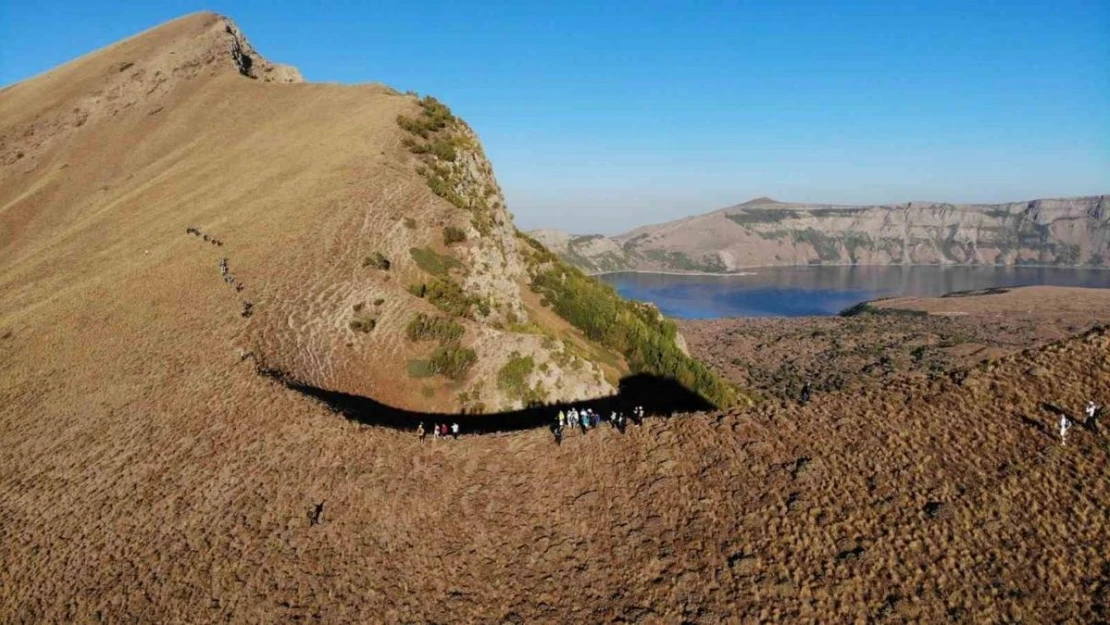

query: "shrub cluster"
(395, 97), (497, 238)
(406, 313), (464, 344)
(497, 351), (547, 405)
(403, 136), (458, 162)
(409, 277), (489, 319)
(349, 315), (376, 333)
(427, 345), (477, 380)
(409, 247), (461, 276)
(517, 232), (740, 409)
(363, 252), (391, 270)
(443, 226), (467, 246)
(395, 96), (455, 138)
(403, 217), (417, 229)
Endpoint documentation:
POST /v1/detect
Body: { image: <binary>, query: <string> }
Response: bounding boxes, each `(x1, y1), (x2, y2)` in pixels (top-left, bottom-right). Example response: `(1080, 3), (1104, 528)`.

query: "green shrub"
(405, 136), (459, 161)
(425, 277), (476, 318)
(428, 345), (477, 380)
(408, 283), (427, 298)
(409, 247), (461, 276)
(406, 313), (464, 344)
(363, 252), (391, 270)
(443, 226), (467, 245)
(395, 96), (456, 138)
(424, 169), (466, 208)
(517, 231), (740, 408)
(497, 352), (536, 401)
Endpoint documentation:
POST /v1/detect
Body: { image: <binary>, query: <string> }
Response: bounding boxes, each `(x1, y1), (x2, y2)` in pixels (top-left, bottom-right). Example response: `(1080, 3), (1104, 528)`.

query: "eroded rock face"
(0, 12), (302, 169)
(535, 195), (1110, 273)
(222, 18), (303, 83)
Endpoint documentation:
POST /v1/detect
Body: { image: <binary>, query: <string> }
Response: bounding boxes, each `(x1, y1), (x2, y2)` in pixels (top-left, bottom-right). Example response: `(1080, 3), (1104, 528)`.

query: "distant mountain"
(532, 196), (1110, 273)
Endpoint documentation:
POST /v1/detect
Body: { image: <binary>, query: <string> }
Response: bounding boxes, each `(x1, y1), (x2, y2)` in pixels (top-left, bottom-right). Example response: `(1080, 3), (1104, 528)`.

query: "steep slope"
(533, 195), (1110, 273)
(0, 12), (733, 415)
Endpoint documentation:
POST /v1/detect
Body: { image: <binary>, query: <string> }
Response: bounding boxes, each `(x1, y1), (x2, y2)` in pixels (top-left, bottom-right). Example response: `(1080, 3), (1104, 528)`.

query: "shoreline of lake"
(590, 263), (1110, 278)
(596, 265), (1110, 319)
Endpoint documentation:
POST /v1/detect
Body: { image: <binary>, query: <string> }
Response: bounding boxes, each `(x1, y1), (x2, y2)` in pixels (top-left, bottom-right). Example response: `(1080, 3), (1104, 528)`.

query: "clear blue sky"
(2, 1), (1107, 233)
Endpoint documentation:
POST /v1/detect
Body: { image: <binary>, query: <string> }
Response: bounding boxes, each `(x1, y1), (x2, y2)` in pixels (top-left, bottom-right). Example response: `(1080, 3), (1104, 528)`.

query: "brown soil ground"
(681, 286), (1110, 401)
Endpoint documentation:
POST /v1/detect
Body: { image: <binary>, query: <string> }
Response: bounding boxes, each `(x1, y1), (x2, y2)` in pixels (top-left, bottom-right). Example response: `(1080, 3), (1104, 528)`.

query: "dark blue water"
(598, 266), (1110, 319)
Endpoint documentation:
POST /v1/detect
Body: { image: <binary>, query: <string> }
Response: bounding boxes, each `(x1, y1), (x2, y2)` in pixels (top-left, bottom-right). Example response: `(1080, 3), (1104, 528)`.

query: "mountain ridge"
(0, 12), (737, 420)
(533, 194), (1110, 273)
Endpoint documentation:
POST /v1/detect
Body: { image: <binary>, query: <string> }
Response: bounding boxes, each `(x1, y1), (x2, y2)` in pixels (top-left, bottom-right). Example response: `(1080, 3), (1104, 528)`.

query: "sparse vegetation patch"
(726, 208), (800, 225)
(443, 226), (467, 245)
(363, 252), (391, 270)
(497, 351), (537, 403)
(428, 345), (477, 380)
(396, 96), (498, 237)
(349, 314), (377, 333)
(408, 277), (490, 319)
(406, 313), (464, 344)
(517, 231), (741, 408)
(409, 247), (461, 276)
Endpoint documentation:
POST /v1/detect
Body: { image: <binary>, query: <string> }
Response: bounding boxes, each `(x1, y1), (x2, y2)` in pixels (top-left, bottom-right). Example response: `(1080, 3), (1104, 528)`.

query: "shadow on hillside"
(262, 369), (715, 434)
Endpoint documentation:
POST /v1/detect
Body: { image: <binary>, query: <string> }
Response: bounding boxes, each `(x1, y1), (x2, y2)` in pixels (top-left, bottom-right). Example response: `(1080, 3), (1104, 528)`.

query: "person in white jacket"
(1060, 414), (1072, 445)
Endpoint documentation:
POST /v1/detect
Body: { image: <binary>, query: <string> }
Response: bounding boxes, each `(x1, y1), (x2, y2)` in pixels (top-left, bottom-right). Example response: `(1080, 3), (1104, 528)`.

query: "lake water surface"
(597, 266), (1110, 319)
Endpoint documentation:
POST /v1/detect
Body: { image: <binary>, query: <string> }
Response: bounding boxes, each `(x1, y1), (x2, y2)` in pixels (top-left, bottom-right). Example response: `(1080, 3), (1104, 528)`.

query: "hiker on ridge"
(417, 422), (425, 442)
(1085, 400), (1101, 433)
(451, 422), (460, 440)
(1059, 413), (1072, 446)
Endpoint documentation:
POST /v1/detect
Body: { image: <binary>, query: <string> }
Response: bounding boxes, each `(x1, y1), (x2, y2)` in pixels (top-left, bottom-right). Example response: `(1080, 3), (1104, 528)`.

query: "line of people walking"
(551, 405), (645, 444)
(417, 422), (459, 441)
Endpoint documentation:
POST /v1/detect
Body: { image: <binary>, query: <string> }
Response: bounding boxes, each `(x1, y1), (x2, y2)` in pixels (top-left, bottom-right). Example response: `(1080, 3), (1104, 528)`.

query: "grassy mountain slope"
(0, 12), (735, 415)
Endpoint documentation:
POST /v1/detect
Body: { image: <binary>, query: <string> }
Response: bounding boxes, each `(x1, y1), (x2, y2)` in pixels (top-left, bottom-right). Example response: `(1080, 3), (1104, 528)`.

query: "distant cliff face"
(533, 196), (1110, 273)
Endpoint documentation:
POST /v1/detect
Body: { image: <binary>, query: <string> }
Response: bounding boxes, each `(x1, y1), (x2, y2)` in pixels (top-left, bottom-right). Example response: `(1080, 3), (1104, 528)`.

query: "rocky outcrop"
(222, 19), (303, 83)
(535, 195), (1110, 273)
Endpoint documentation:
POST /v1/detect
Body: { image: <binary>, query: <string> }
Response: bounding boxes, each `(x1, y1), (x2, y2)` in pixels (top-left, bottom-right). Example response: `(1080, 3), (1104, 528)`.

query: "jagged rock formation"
(533, 195), (1110, 273)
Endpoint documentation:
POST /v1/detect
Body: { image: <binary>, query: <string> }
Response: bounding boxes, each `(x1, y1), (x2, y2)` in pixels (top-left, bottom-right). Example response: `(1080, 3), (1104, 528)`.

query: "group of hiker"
(1059, 400), (1103, 446)
(417, 422), (459, 441)
(413, 405), (649, 444)
(550, 405), (646, 444)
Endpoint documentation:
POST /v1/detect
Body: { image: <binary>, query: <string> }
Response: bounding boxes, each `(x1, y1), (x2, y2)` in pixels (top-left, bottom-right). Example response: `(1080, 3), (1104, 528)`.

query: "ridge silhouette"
(261, 369), (716, 434)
